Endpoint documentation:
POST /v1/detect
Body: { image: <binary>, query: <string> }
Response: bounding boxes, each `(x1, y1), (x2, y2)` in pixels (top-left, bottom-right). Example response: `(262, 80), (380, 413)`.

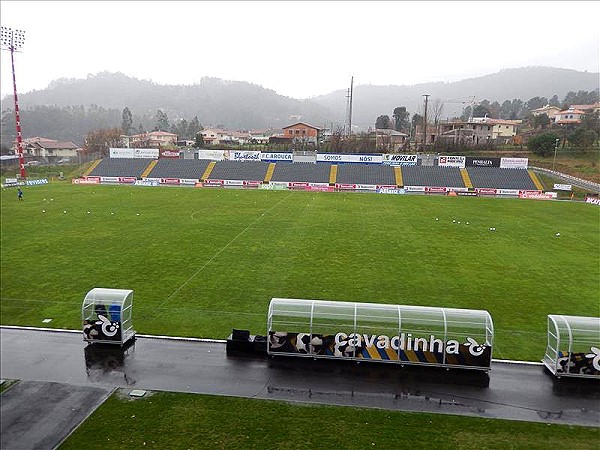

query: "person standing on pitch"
(17, 188), (23, 201)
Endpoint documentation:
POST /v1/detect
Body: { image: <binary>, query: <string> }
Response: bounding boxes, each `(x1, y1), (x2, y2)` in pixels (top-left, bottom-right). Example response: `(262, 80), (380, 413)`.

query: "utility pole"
(345, 76), (354, 137)
(422, 94), (430, 152)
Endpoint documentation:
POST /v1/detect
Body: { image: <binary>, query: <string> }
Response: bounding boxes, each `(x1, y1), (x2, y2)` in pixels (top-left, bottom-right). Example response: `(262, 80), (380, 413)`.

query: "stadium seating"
(336, 164), (396, 185)
(146, 159), (211, 179)
(401, 166), (465, 187)
(270, 162), (331, 183)
(88, 158), (151, 178)
(209, 160), (270, 181)
(466, 167), (538, 190)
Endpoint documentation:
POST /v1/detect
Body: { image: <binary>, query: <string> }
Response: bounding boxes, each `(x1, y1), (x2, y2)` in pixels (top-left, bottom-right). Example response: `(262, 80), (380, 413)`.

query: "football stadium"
(1, 150), (599, 449)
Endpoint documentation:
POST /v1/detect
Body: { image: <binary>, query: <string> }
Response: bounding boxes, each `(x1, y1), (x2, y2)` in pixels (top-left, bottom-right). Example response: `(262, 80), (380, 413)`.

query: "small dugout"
(82, 288), (136, 345)
(542, 314), (600, 378)
(267, 298), (494, 371)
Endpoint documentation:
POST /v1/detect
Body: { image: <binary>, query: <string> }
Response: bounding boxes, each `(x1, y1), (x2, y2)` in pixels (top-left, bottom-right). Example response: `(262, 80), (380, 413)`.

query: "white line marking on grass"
(158, 193), (292, 310)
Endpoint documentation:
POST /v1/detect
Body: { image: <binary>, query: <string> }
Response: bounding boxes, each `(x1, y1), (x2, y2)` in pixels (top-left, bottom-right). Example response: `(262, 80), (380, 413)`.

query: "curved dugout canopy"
(267, 298), (494, 370)
(82, 288), (135, 344)
(543, 314), (600, 378)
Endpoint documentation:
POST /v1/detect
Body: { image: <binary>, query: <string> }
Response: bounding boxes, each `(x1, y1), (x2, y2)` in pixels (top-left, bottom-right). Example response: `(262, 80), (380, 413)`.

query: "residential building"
(437, 120), (493, 145)
(374, 128), (408, 151)
(471, 117), (521, 139)
(531, 105), (561, 121)
(569, 102), (600, 115)
(26, 140), (81, 162)
(554, 108), (586, 125)
(130, 131), (178, 148)
(281, 122), (321, 145)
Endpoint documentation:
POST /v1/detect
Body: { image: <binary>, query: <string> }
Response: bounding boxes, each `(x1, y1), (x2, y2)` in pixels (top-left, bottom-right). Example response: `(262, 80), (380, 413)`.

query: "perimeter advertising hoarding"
(109, 148), (159, 159)
(438, 156), (466, 168)
(519, 191), (555, 200)
(553, 184), (572, 191)
(197, 150), (226, 161)
(585, 196), (600, 205)
(317, 153), (383, 164)
(260, 152), (293, 162)
(268, 331), (491, 369)
(500, 157), (528, 169)
(465, 157), (501, 167)
(382, 154), (417, 166)
(230, 151), (261, 162)
(159, 149), (180, 158)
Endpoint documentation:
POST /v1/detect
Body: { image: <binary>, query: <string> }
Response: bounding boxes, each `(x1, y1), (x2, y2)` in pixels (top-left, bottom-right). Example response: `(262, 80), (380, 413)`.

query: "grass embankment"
(1, 184), (598, 361)
(59, 390), (599, 450)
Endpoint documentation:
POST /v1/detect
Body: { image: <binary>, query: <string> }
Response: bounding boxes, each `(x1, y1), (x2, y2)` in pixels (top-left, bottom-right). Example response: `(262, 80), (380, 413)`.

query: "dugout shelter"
(267, 298), (494, 371)
(542, 314), (600, 378)
(82, 288), (136, 345)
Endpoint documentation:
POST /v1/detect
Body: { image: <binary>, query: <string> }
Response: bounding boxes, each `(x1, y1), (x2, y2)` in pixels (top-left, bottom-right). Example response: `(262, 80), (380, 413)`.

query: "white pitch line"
(158, 193), (292, 310)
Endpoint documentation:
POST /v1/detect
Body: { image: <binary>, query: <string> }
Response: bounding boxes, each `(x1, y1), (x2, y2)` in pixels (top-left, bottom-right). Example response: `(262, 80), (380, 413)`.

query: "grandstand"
(401, 166), (465, 188)
(336, 164), (396, 185)
(467, 167), (538, 190)
(209, 161), (270, 181)
(88, 158), (151, 178)
(270, 162), (331, 183)
(146, 159), (211, 180)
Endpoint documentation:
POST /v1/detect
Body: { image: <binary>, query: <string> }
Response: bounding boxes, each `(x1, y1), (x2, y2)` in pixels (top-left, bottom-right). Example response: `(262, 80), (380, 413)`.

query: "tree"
(392, 107), (410, 132)
(84, 128), (122, 156)
(155, 109), (169, 131)
(472, 104), (490, 118)
(526, 96), (548, 111)
(430, 99), (444, 125)
(121, 107), (133, 135)
(549, 95), (561, 107)
(527, 132), (560, 156)
(195, 132), (204, 148)
(375, 115), (392, 129)
(533, 113), (551, 130)
(563, 90), (599, 106)
(187, 116), (203, 139)
(568, 128), (597, 148)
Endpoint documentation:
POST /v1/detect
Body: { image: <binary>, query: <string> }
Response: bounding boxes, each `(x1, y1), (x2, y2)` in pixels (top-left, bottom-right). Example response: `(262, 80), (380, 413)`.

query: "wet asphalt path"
(1, 327), (598, 431)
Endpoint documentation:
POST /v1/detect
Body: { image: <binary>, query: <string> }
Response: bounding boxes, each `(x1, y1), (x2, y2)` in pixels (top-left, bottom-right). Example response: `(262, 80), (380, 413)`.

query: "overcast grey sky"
(1, 1), (599, 101)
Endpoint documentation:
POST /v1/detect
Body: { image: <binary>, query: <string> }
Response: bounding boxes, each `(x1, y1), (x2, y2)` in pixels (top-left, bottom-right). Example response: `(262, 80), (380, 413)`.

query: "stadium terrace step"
(141, 159), (158, 178)
(329, 165), (338, 185)
(264, 163), (276, 183)
(83, 159), (102, 177)
(460, 168), (474, 189)
(201, 161), (216, 181)
(394, 166), (403, 187)
(528, 170), (544, 190)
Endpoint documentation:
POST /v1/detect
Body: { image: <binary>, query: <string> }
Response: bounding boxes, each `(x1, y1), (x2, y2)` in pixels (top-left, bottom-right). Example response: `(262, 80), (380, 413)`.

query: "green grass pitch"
(1, 183), (598, 361)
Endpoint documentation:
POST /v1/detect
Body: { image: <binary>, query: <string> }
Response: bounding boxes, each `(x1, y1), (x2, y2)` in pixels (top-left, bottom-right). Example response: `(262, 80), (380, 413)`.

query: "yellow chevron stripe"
(528, 170), (544, 190)
(264, 163), (276, 183)
(394, 166), (403, 186)
(460, 168), (473, 188)
(423, 351), (439, 364)
(365, 345), (382, 360)
(141, 159), (158, 178)
(329, 164), (338, 185)
(385, 347), (399, 361)
(201, 161), (216, 181)
(82, 159), (102, 177)
(403, 349), (420, 363)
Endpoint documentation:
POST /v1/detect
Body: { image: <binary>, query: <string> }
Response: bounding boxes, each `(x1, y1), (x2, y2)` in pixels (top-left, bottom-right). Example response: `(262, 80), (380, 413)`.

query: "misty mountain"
(1, 67), (597, 147)
(311, 67), (600, 128)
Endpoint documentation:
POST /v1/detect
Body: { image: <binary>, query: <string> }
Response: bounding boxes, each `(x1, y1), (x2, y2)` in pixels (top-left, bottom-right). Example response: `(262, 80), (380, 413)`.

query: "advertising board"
(498, 189), (520, 196)
(268, 331), (491, 368)
(203, 179), (224, 186)
(500, 157), (528, 169)
(476, 188), (498, 195)
(382, 154), (417, 166)
(377, 188), (406, 194)
(355, 184), (378, 190)
(243, 180), (262, 187)
(197, 150), (226, 161)
(585, 196), (600, 205)
(160, 178), (180, 185)
(72, 178), (99, 185)
(425, 186), (448, 193)
(223, 180), (244, 186)
(335, 183), (356, 190)
(438, 156), (466, 168)
(260, 152), (293, 162)
(230, 151), (261, 162)
(159, 149), (180, 158)
(180, 179), (198, 185)
(553, 184), (572, 191)
(109, 148), (159, 159)
(519, 191), (555, 200)
(317, 153), (383, 164)
(465, 157), (501, 167)
(289, 182), (309, 189)
(134, 180), (159, 187)
(405, 186), (425, 192)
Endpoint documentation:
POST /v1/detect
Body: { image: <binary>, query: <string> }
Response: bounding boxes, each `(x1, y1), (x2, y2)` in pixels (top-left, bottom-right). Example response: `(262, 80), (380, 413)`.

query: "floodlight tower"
(1, 27), (27, 178)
